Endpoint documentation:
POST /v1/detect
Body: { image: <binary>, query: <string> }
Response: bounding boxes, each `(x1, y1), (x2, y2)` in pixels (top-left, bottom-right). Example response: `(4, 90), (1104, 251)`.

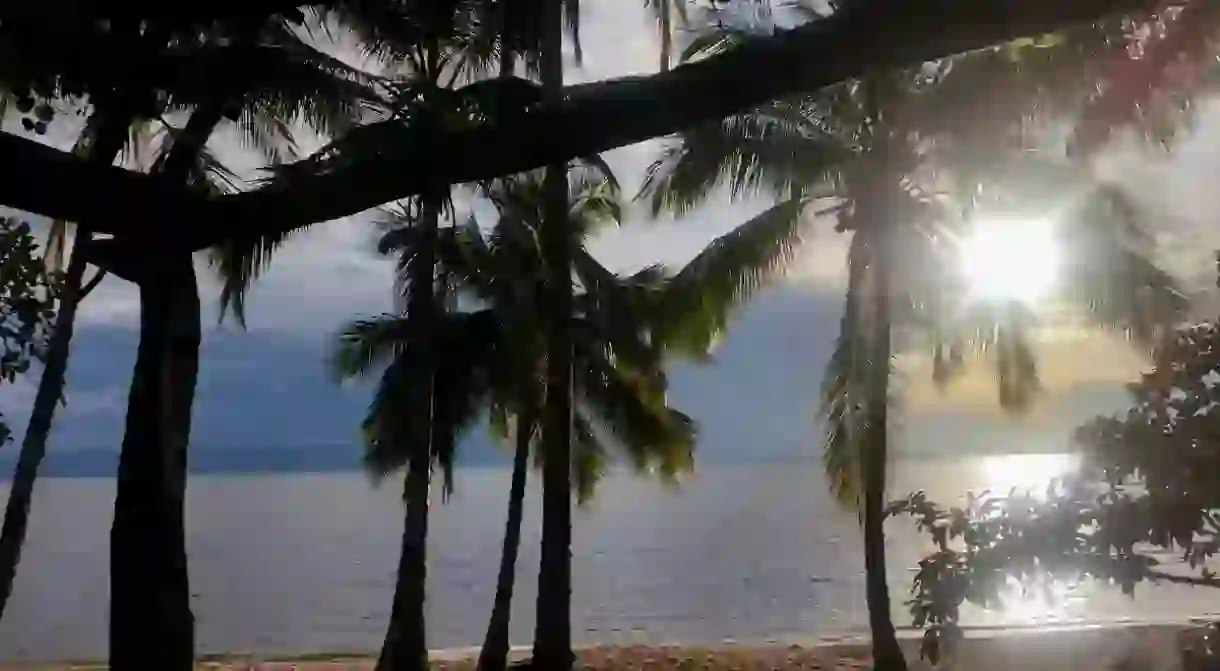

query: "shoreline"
(1, 622), (1211, 670)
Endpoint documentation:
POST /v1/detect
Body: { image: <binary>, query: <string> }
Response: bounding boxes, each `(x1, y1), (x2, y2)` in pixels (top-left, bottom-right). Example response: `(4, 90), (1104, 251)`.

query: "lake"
(0, 456), (1217, 661)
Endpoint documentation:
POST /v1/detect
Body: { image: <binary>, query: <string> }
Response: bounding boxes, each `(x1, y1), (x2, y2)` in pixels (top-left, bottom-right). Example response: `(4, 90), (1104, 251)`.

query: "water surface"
(0, 457), (1214, 661)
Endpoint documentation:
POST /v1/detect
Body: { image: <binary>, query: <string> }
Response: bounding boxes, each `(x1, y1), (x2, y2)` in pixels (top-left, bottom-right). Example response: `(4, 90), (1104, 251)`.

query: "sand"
(1, 623), (1213, 670)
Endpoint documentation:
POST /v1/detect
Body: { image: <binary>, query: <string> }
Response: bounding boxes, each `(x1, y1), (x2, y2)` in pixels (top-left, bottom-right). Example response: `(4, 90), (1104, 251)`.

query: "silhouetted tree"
(0, 14), (381, 668)
(640, 3), (1198, 668)
(333, 160), (696, 671)
(889, 315), (1220, 664)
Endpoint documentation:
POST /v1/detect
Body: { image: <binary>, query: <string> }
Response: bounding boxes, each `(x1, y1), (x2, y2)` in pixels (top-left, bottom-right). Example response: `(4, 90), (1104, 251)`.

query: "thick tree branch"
(0, 0), (1153, 253)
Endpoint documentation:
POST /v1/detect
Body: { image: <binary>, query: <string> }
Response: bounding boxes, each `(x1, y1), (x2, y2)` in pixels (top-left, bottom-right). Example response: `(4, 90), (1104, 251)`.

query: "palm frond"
(44, 111), (107, 271)
(571, 409), (607, 505)
(1059, 183), (1189, 348)
(566, 168), (623, 239)
(331, 314), (415, 381)
(430, 310), (500, 496)
(677, 18), (749, 63)
(236, 105), (298, 165)
(638, 100), (850, 216)
(237, 40), (385, 147)
(575, 333), (694, 476)
(209, 223), (296, 327)
(819, 233), (867, 511)
(361, 347), (432, 480)
(994, 307), (1040, 413)
(656, 197), (833, 357)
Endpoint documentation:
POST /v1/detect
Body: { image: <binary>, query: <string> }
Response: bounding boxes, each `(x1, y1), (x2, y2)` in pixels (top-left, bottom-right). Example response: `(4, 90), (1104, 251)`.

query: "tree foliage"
(893, 319), (1220, 665)
(333, 161), (697, 501)
(0, 220), (59, 444)
(641, 3), (1192, 511)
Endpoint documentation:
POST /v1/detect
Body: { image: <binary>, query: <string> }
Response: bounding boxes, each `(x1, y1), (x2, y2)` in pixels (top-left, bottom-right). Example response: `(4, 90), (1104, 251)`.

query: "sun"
(960, 218), (1061, 304)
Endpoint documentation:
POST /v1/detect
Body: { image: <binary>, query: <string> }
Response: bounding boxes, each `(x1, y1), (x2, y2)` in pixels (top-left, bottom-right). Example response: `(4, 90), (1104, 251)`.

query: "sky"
(3, 1), (1220, 474)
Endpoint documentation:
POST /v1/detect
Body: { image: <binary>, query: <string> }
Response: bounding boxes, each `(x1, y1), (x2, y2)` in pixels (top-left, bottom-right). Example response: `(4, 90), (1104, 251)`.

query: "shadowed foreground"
(4, 625), (1212, 670)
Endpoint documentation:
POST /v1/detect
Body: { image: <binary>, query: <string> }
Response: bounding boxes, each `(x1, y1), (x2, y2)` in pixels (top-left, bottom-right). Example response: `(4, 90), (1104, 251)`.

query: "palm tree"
(334, 163), (692, 671)
(638, 6), (1189, 668)
(281, 7), (501, 671)
(455, 166), (696, 671)
(486, 0), (589, 666)
(333, 160), (694, 671)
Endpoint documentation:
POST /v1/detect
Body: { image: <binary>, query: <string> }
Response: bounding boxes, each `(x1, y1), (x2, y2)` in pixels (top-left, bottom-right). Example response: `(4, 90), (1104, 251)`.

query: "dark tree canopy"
(0, 0), (1154, 258)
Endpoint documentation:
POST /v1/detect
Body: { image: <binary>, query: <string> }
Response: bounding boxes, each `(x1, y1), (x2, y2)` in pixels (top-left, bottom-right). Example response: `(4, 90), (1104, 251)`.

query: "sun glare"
(960, 218), (1061, 304)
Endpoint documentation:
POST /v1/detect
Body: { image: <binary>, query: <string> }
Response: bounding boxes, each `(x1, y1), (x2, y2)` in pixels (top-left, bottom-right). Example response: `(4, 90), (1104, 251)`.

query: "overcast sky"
(3, 1), (1220, 474)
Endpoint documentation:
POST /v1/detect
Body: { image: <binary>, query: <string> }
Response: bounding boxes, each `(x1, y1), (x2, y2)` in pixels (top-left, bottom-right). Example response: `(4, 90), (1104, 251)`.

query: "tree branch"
(1145, 568), (1220, 588)
(79, 268), (107, 298)
(0, 0), (1154, 254)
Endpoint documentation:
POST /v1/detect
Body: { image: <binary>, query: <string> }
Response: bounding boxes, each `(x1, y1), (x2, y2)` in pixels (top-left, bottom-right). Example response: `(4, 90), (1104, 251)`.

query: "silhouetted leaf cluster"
(894, 319), (1220, 664)
(0, 219), (60, 443)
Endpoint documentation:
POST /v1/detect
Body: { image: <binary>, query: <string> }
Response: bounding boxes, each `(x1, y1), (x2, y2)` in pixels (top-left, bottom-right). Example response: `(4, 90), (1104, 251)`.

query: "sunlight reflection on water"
(980, 453), (1082, 624)
(892, 452), (1090, 625)
(980, 453), (1081, 498)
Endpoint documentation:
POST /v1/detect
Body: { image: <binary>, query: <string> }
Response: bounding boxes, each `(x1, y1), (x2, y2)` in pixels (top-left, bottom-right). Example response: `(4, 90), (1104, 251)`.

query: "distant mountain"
(1, 284), (844, 478)
(0, 441), (515, 478)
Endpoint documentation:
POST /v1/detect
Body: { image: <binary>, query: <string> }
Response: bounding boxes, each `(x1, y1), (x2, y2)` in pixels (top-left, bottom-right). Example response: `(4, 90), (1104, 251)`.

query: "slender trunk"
(860, 187), (905, 671)
(109, 102), (222, 671)
(483, 22), (525, 666)
(375, 194), (440, 671)
(533, 0), (574, 665)
(477, 416), (533, 671)
(0, 235), (87, 620)
(659, 0), (672, 72)
(378, 453), (431, 671)
(0, 113), (130, 620)
(109, 258), (199, 671)
(498, 0), (515, 78)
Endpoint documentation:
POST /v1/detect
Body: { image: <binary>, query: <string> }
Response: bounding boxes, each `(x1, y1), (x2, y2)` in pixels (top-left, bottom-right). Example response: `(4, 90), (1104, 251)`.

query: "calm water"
(1, 456), (1218, 661)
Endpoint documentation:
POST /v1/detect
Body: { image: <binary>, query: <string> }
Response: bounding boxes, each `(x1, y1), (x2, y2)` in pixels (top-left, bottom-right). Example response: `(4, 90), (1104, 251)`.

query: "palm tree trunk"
(861, 214), (905, 671)
(659, 0), (672, 72)
(109, 102), (223, 671)
(482, 25), (529, 664)
(0, 112), (130, 621)
(533, 0), (575, 666)
(477, 415), (533, 671)
(109, 258), (199, 671)
(375, 194), (441, 671)
(377, 451), (431, 671)
(498, 0), (515, 78)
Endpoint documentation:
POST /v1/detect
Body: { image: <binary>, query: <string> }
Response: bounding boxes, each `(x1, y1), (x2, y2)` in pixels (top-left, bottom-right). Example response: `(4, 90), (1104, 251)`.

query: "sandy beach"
(1, 623), (1210, 670)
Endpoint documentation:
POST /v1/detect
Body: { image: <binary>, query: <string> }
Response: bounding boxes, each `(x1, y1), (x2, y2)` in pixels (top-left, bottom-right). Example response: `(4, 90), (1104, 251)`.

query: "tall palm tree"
(464, 166), (697, 671)
(534, 0), (577, 662)
(638, 5), (1190, 668)
(475, 0), (589, 666)
(279, 6), (501, 671)
(334, 162), (695, 671)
